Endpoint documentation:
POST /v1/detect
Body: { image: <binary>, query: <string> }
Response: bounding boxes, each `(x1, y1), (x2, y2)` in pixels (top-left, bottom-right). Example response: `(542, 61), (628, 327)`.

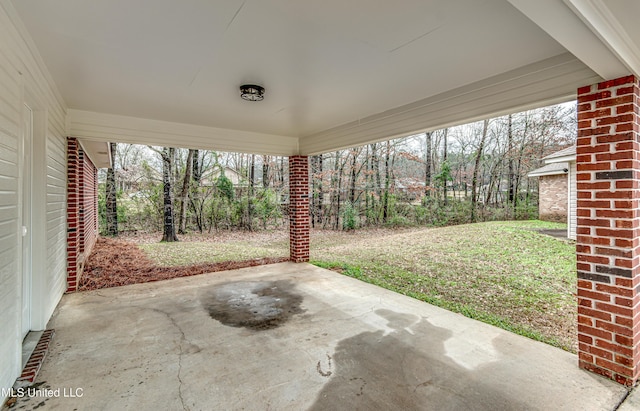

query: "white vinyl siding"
(0, 41), (21, 396)
(46, 134), (67, 309)
(0, 0), (68, 396)
(568, 161), (577, 240)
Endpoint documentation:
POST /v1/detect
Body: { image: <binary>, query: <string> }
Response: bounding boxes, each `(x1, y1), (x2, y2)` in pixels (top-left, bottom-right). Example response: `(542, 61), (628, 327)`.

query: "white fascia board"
(546, 155), (576, 164)
(68, 109), (300, 156)
(299, 53), (599, 155)
(528, 169), (567, 177)
(564, 0), (640, 78)
(507, 0), (630, 79)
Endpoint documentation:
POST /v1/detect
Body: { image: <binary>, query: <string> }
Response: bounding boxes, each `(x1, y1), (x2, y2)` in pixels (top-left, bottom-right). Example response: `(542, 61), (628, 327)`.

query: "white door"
(21, 103), (33, 339)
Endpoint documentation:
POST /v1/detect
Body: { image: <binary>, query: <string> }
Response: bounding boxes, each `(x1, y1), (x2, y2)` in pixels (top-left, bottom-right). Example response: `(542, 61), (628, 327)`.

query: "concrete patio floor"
(7, 262), (632, 410)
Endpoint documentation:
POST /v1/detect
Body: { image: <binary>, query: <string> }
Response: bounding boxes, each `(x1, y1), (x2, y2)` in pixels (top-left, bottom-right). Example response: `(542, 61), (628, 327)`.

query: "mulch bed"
(80, 237), (289, 291)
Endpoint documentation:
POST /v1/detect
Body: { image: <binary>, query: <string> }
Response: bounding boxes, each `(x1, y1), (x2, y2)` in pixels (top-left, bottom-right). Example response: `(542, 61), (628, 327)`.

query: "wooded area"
(100, 103), (576, 239)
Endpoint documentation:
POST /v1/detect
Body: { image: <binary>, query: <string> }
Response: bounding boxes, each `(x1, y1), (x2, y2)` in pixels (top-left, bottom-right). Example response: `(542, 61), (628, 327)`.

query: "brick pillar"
(289, 156), (310, 263)
(66, 138), (80, 292)
(576, 75), (640, 385)
(78, 149), (86, 254)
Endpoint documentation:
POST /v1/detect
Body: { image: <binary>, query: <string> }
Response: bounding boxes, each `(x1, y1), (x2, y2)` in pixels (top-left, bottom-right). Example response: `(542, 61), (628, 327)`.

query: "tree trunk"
(507, 114), (515, 211)
(335, 152), (344, 230)
(178, 149), (194, 234)
(192, 149), (201, 183)
(425, 131), (432, 197)
(262, 155), (270, 188)
(311, 155), (324, 227)
(471, 120), (489, 223)
(383, 141), (391, 223)
(442, 128), (449, 206)
(372, 143), (381, 199)
(105, 142), (118, 236)
(349, 149), (357, 204)
(161, 147), (178, 242)
(248, 154), (255, 231)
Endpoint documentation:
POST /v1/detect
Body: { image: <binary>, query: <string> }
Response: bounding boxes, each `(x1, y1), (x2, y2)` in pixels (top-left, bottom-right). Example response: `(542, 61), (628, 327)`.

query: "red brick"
(598, 76), (636, 90)
(617, 123), (637, 133)
(578, 333), (594, 344)
(577, 145), (615, 154)
(578, 90), (612, 103)
(596, 132), (635, 143)
(595, 228), (633, 239)
(579, 307), (612, 321)
(578, 182), (611, 190)
(578, 162), (611, 171)
(595, 302), (633, 317)
(580, 342), (613, 360)
(579, 289), (612, 302)
(596, 114), (635, 126)
(595, 357), (633, 377)
(595, 320), (633, 337)
(578, 85), (593, 95)
(595, 339), (633, 357)
(577, 278), (593, 288)
(578, 108), (612, 120)
(578, 324), (613, 341)
(579, 361), (613, 379)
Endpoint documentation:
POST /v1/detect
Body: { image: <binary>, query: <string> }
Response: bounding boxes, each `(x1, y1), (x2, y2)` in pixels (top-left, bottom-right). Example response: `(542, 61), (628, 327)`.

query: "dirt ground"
(80, 237), (288, 291)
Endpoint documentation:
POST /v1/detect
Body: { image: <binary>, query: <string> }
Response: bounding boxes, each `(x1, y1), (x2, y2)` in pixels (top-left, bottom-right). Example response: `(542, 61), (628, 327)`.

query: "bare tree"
(161, 147), (178, 242)
(105, 142), (118, 236)
(425, 132), (432, 197)
(471, 120), (489, 222)
(178, 149), (194, 234)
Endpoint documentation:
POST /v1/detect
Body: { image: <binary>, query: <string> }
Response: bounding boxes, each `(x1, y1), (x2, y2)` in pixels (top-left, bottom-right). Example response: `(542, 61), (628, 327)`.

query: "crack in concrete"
(142, 307), (190, 411)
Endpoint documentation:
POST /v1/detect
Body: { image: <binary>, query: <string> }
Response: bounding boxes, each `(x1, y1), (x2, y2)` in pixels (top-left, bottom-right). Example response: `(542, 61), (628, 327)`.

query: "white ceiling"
(9, 0), (638, 155)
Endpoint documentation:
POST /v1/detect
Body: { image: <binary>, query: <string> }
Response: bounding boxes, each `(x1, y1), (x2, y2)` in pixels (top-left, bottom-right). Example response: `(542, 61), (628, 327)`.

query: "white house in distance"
(2, 0), (640, 394)
(528, 146), (577, 239)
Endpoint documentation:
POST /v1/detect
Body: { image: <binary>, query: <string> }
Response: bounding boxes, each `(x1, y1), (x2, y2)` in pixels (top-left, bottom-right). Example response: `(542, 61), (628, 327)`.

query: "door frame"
(20, 103), (33, 339)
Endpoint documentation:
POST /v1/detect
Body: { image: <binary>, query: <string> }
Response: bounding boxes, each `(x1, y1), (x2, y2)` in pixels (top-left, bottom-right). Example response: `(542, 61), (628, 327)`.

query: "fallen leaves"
(80, 237), (288, 291)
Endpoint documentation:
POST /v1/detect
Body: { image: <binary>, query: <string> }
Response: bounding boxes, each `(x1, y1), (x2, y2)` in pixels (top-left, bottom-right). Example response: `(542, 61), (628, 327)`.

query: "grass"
(310, 220), (576, 352)
(137, 220), (576, 352)
(138, 231), (288, 266)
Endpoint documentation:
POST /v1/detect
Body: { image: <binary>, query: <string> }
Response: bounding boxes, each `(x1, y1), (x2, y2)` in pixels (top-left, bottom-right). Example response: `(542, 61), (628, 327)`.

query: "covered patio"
(2, 0), (640, 406)
(9, 263), (631, 410)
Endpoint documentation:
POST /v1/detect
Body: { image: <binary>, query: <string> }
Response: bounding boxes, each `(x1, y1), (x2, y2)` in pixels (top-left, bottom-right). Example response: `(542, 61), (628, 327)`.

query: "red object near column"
(576, 75), (640, 385)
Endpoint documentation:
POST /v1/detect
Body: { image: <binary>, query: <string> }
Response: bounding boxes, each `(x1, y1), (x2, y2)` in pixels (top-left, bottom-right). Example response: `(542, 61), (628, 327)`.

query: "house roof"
(8, 1), (640, 155)
(528, 162), (569, 177)
(544, 145), (576, 164)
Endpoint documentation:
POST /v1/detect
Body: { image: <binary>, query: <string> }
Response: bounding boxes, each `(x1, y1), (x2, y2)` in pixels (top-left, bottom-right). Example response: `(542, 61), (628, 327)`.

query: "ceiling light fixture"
(240, 84), (265, 101)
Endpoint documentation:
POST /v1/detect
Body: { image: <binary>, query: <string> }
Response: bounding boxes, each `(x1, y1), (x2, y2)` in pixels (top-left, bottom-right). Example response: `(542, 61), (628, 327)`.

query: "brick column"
(289, 156), (310, 263)
(66, 138), (80, 292)
(576, 75), (640, 385)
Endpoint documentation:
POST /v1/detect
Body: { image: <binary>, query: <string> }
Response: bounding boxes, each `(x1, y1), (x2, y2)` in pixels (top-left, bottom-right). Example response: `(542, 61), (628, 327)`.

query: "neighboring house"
(528, 146), (576, 239)
(210, 166), (245, 186)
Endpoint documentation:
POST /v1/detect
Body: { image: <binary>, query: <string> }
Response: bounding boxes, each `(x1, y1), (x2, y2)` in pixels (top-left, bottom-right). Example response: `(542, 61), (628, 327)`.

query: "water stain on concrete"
(199, 281), (304, 330)
(309, 309), (527, 411)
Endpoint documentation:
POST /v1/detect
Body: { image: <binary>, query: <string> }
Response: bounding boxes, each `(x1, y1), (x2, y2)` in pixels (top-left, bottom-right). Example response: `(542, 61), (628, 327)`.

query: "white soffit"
(78, 139), (112, 168)
(11, 0), (577, 152)
(299, 53), (599, 155)
(507, 0), (636, 79)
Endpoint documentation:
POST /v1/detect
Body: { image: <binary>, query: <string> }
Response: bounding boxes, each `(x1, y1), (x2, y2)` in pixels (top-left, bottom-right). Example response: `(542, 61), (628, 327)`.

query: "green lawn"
(310, 220), (576, 352)
(137, 220), (576, 352)
(138, 231), (289, 266)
